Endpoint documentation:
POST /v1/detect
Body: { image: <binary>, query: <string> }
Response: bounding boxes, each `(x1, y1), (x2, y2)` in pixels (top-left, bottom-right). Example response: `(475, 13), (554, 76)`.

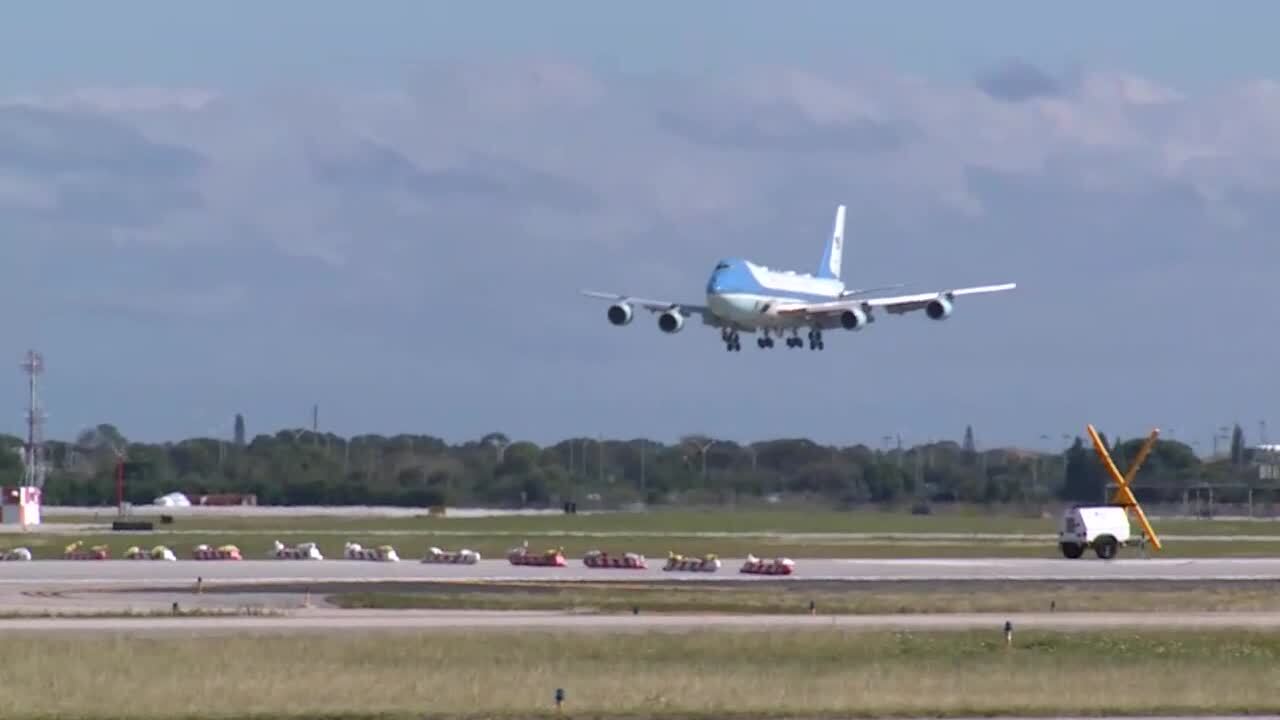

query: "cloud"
(3, 59), (1280, 446)
(976, 59), (1064, 102)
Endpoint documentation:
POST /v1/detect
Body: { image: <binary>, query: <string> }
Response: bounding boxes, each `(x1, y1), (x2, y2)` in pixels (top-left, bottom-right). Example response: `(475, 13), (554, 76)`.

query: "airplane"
(581, 204), (1016, 351)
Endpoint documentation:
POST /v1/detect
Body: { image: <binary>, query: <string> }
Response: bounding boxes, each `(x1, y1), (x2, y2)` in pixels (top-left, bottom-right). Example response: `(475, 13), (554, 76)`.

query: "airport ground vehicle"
(1057, 505), (1132, 559)
(1054, 423), (1164, 560)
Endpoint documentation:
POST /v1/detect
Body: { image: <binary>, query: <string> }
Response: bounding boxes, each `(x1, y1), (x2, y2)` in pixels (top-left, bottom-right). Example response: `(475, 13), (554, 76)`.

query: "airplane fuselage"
(704, 258), (843, 330)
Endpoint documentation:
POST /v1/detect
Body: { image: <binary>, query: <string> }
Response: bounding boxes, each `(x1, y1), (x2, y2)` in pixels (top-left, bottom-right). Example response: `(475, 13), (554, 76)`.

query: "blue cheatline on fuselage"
(704, 257), (848, 329)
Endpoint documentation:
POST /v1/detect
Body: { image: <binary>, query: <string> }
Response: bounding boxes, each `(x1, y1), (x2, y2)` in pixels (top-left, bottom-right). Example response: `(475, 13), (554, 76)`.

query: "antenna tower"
(20, 351), (47, 489)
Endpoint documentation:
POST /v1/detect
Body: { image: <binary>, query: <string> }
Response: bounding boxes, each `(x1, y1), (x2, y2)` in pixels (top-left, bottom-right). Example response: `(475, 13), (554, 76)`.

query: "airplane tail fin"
(817, 205), (845, 281)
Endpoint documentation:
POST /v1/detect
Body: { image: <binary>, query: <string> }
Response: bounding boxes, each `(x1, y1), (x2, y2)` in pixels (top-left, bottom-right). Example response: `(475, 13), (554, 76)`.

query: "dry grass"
(5, 629), (1280, 719)
(327, 578), (1280, 615)
(0, 607), (280, 619)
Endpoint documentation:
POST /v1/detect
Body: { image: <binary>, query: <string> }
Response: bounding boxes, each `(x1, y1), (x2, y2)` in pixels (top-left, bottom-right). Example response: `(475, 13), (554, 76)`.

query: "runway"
(4, 557), (1280, 636)
(5, 556), (1280, 585)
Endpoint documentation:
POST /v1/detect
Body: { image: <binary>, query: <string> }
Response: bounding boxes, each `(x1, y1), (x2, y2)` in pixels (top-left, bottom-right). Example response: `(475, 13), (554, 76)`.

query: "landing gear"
(721, 329), (742, 352)
(806, 329), (825, 351)
(756, 334), (775, 349)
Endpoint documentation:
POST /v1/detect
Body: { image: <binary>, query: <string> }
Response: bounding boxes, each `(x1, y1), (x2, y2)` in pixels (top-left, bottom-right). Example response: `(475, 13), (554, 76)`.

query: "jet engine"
(839, 307), (868, 330)
(607, 302), (633, 326)
(658, 309), (685, 333)
(925, 296), (953, 320)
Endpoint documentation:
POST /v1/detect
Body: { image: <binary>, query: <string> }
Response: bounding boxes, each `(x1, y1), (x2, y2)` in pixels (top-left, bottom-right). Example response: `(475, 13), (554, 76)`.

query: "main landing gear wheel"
(807, 329), (825, 350)
(722, 330), (741, 352)
(756, 336), (775, 349)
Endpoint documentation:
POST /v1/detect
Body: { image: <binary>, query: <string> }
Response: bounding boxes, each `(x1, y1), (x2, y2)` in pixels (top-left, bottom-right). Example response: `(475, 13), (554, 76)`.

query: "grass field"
(13, 507), (1280, 560)
(11, 531), (1280, 559)
(37, 506), (1280, 535)
(5, 629), (1280, 719)
(13, 530), (1280, 559)
(323, 579), (1280, 615)
(0, 607), (280, 619)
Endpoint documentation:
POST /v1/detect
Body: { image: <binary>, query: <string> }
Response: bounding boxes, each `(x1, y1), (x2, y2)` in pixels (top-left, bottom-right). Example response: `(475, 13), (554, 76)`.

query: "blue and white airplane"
(582, 205), (1016, 351)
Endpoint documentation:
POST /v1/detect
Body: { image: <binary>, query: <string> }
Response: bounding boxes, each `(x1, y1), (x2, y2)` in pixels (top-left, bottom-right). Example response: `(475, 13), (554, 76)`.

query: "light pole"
(638, 439), (646, 499)
(111, 443), (128, 517)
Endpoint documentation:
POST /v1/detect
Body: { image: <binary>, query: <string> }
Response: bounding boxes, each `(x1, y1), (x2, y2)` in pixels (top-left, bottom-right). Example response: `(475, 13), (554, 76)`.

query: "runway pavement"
(5, 557), (1280, 635)
(5, 556), (1280, 585)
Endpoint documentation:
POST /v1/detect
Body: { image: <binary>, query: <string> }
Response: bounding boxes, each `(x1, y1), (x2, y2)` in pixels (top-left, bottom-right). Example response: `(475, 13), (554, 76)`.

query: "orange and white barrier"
(583, 550), (646, 569)
(0, 547), (32, 561)
(507, 544), (566, 567)
(421, 546), (480, 564)
(664, 552), (720, 572)
(344, 542), (400, 562)
(125, 545), (177, 561)
(739, 554), (795, 575)
(192, 544), (242, 560)
(64, 541), (109, 560)
(269, 540), (323, 560)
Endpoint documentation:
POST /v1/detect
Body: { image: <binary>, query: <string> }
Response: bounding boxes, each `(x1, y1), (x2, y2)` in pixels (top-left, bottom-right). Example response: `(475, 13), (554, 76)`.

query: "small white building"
(1, 486), (41, 526)
(153, 492), (191, 507)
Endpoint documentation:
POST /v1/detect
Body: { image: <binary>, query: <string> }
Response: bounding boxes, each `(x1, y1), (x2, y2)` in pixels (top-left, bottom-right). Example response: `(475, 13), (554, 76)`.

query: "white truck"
(1057, 505), (1133, 559)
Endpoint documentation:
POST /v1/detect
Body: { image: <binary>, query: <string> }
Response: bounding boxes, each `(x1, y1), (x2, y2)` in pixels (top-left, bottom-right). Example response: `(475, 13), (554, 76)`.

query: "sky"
(2, 1), (1278, 453)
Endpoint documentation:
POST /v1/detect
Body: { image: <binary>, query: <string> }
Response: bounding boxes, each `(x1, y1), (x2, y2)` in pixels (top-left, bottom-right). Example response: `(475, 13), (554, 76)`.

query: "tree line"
(0, 420), (1267, 509)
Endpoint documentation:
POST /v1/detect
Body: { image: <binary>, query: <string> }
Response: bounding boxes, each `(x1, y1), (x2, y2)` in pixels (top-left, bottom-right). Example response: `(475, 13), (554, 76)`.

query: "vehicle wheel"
(1093, 535), (1118, 560)
(1059, 542), (1084, 559)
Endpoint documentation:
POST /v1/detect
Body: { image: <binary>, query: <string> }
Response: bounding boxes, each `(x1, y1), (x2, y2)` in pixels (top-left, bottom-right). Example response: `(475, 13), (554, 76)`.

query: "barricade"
(269, 540), (323, 560)
(420, 546), (480, 564)
(739, 554), (795, 575)
(125, 545), (177, 561)
(663, 552), (720, 572)
(507, 544), (566, 567)
(583, 550), (647, 569)
(192, 544), (242, 560)
(63, 541), (109, 560)
(344, 542), (400, 562)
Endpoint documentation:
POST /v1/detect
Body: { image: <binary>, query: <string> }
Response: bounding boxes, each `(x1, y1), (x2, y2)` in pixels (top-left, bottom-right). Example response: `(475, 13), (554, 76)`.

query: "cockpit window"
(714, 262), (729, 270)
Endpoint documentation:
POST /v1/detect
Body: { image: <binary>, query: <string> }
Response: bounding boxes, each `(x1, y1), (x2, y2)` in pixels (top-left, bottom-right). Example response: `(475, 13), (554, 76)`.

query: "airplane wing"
(776, 283), (1016, 320)
(580, 290), (726, 326)
(839, 283), (907, 298)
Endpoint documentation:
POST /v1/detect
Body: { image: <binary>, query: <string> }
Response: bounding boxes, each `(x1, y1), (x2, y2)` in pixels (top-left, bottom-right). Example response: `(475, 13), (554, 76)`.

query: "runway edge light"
(1086, 424), (1162, 552)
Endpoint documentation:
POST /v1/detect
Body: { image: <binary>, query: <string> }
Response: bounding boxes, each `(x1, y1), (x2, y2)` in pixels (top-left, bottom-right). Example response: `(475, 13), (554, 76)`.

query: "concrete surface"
(7, 557), (1280, 636)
